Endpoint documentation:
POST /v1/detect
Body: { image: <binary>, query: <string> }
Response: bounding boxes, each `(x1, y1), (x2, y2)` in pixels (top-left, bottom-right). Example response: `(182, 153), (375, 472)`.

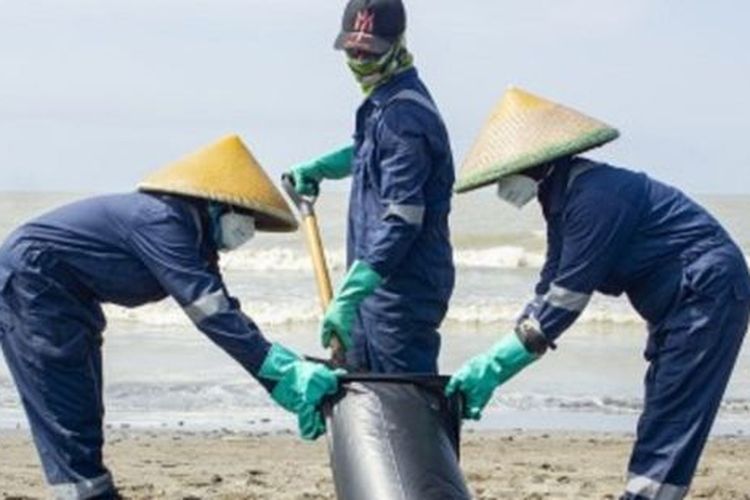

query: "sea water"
(0, 190), (748, 434)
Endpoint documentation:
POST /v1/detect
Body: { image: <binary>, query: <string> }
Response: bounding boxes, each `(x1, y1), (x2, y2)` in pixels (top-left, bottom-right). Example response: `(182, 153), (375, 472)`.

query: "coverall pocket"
(14, 271), (54, 311)
(23, 315), (97, 371)
(733, 278), (750, 301)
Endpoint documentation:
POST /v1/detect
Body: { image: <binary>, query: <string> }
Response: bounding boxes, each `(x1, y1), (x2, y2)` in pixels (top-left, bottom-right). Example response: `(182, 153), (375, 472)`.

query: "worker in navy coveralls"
(447, 87), (750, 500)
(0, 136), (341, 499)
(287, 0), (455, 374)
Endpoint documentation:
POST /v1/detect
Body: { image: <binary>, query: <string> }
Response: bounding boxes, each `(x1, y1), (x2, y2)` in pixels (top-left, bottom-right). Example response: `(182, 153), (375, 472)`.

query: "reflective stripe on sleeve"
(529, 294), (544, 312)
(625, 474), (688, 500)
(50, 473), (114, 500)
(383, 203), (425, 226)
(184, 289), (231, 324)
(389, 89), (442, 119)
(544, 284), (591, 312)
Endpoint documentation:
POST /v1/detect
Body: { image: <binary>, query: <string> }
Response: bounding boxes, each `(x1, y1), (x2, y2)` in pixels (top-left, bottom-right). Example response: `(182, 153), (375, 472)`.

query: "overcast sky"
(1, 0), (748, 193)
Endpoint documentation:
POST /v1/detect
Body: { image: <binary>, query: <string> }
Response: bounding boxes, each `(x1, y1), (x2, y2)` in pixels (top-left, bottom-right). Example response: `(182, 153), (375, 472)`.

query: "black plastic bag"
(324, 374), (471, 500)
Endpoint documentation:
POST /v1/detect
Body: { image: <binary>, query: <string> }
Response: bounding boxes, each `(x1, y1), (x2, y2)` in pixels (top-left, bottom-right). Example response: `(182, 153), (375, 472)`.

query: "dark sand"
(1, 430), (748, 499)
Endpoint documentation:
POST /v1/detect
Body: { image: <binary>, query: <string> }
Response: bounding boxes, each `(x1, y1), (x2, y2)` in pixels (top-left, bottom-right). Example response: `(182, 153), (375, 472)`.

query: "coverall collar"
(538, 156), (603, 219)
(366, 67), (419, 108)
(537, 157), (576, 218)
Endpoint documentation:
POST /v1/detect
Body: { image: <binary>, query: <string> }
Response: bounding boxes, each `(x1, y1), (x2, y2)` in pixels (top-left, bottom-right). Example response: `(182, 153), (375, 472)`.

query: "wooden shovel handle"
(282, 175), (347, 365)
(303, 215), (347, 361)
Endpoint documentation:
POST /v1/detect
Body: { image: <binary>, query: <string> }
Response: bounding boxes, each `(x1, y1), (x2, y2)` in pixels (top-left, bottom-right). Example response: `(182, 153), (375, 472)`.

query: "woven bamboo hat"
(455, 87), (619, 193)
(139, 135), (298, 232)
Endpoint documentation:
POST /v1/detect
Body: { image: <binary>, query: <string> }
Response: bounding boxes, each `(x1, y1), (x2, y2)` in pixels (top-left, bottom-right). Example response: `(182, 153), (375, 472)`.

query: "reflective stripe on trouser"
(347, 310), (441, 374)
(622, 474), (687, 500)
(50, 473), (115, 500)
(622, 286), (749, 499)
(0, 273), (114, 498)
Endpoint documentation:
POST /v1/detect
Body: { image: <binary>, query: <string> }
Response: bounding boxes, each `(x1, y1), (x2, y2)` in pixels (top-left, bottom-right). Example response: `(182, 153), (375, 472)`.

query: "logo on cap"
(353, 9), (375, 35)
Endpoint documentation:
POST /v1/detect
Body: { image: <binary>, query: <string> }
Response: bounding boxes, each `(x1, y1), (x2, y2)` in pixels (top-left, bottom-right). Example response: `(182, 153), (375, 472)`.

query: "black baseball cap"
(333, 0), (406, 55)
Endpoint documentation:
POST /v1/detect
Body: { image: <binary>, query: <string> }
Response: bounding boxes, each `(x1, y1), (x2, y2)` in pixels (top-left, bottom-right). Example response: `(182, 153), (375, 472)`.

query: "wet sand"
(1, 429), (748, 499)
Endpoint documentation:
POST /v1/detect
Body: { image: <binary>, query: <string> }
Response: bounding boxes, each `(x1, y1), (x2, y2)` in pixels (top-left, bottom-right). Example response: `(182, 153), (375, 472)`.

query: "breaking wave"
(219, 248), (347, 272)
(104, 381), (272, 412)
(103, 297), (641, 328)
(444, 298), (641, 325)
(219, 248), (748, 273)
(494, 393), (750, 416)
(3, 378), (747, 420)
(219, 246), (545, 273)
(104, 298), (319, 327)
(453, 246), (545, 269)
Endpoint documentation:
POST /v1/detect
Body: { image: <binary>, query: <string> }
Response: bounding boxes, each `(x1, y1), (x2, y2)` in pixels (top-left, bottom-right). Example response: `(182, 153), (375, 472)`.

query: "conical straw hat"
(455, 87), (619, 193)
(139, 135), (297, 232)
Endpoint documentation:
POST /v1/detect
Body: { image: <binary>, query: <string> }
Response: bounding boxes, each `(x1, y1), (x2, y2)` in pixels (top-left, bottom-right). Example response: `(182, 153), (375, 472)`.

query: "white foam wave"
(104, 298), (320, 328)
(219, 248), (347, 272)
(494, 393), (750, 416)
(3, 378), (748, 427)
(104, 297), (641, 328)
(445, 298), (640, 325)
(105, 381), (272, 412)
(219, 245), (545, 273)
(496, 393), (641, 415)
(454, 246), (545, 269)
(8, 377), (746, 418)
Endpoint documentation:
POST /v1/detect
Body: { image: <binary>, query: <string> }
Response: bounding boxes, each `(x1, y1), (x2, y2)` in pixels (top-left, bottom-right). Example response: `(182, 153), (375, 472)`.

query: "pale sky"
(1, 0), (749, 193)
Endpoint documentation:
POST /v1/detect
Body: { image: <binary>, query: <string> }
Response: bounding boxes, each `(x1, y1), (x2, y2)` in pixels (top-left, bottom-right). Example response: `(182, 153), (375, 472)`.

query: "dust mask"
(209, 203), (256, 252)
(496, 175), (538, 209)
(219, 212), (255, 251)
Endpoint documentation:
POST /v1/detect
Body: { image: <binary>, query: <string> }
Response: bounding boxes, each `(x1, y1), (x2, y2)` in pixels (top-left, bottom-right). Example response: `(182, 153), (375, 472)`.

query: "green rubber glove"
(445, 333), (539, 420)
(259, 343), (344, 439)
(288, 145), (354, 196)
(297, 405), (328, 441)
(321, 260), (382, 351)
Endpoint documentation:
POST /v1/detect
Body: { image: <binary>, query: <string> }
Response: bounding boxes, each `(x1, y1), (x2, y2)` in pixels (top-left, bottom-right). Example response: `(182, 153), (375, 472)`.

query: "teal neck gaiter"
(346, 38), (414, 95)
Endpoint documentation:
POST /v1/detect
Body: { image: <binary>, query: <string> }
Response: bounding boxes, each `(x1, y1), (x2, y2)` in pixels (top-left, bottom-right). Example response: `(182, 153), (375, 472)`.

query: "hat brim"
(137, 135), (299, 233)
(334, 31), (393, 54)
(139, 186), (298, 233)
(454, 128), (619, 194)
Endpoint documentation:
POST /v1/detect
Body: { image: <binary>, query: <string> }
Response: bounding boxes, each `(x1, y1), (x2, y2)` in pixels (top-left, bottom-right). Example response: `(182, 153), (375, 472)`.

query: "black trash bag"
(324, 374), (472, 500)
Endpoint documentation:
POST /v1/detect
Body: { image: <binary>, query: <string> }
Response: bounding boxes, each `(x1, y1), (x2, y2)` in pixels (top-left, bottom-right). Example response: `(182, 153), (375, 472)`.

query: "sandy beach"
(1, 429), (748, 499)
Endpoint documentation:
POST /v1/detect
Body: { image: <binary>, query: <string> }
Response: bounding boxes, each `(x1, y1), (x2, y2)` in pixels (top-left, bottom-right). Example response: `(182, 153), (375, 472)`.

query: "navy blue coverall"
(347, 68), (455, 374)
(522, 157), (750, 499)
(0, 193), (273, 498)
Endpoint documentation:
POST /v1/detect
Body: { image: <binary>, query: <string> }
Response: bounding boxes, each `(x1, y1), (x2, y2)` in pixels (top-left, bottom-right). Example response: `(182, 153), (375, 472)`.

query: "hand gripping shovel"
(281, 174), (348, 367)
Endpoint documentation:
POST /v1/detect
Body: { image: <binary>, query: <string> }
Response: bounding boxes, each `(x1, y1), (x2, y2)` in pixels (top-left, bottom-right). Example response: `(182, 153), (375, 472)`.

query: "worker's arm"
(361, 104), (432, 277)
(448, 187), (640, 420)
(129, 202), (340, 439)
(128, 203), (271, 378)
(519, 222), (562, 322)
(529, 187), (640, 344)
(287, 145), (354, 196)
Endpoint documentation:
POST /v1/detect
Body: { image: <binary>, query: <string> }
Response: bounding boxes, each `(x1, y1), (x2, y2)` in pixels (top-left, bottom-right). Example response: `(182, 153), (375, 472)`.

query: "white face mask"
(496, 174), (538, 209)
(219, 212), (255, 251)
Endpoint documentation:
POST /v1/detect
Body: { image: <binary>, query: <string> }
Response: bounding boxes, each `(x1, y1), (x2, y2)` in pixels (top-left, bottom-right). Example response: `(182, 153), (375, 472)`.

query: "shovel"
(281, 174), (348, 367)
